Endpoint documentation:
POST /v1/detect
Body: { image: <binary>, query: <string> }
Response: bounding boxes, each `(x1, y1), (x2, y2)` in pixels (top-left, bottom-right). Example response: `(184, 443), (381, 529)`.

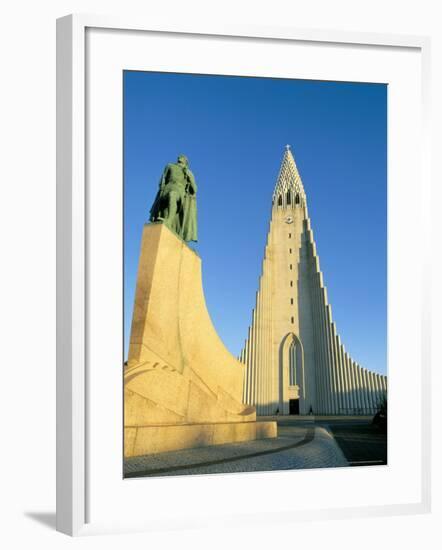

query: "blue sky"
(124, 71), (387, 375)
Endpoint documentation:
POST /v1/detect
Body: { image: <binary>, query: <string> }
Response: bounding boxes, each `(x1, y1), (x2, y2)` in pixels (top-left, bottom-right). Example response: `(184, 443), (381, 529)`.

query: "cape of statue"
(149, 154), (198, 242)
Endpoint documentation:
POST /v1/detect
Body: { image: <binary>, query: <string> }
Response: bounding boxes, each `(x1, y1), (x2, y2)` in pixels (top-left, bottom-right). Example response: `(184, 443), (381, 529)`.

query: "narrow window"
(289, 248), (292, 254)
(290, 281), (293, 287)
(295, 194), (300, 204)
(290, 298), (294, 305)
(286, 191), (291, 205)
(288, 233), (291, 238)
(278, 195), (283, 206)
(289, 343), (297, 385)
(291, 316), (294, 324)
(289, 264), (292, 270)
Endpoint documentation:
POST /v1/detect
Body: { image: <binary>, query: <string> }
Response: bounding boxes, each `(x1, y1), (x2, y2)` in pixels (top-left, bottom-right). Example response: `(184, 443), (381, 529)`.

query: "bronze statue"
(149, 154), (198, 242)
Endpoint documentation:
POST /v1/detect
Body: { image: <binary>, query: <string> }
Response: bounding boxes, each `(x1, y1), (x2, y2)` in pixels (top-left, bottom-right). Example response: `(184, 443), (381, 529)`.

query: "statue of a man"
(149, 154), (198, 242)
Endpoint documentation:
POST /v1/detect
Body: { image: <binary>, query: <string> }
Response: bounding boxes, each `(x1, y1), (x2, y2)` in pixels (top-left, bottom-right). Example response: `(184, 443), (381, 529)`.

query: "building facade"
(240, 146), (387, 416)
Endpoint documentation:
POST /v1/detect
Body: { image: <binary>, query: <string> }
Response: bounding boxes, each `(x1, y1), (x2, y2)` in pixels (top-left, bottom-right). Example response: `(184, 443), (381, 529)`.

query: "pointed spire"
(272, 145), (306, 205)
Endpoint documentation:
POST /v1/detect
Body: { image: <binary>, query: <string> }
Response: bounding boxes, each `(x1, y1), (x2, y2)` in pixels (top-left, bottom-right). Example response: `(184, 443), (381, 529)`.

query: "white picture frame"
(56, 13), (431, 536)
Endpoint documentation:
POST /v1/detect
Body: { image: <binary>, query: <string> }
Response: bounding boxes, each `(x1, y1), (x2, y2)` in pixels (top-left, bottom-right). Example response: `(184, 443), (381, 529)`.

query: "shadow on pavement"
(24, 512), (56, 530)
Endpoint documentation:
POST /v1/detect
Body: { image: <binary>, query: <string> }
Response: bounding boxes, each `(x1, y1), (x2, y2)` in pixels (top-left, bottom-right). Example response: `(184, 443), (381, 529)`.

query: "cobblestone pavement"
(125, 419), (349, 478)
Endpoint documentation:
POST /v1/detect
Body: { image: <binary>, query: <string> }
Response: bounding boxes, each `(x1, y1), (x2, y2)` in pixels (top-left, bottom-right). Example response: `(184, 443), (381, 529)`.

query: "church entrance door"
(289, 399), (299, 415)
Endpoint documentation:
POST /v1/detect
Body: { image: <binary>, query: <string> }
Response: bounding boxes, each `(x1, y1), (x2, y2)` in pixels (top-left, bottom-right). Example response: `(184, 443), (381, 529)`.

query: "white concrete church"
(239, 146), (387, 416)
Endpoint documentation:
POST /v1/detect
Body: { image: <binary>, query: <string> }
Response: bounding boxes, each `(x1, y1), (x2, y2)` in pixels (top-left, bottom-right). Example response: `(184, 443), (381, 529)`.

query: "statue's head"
(177, 154), (188, 166)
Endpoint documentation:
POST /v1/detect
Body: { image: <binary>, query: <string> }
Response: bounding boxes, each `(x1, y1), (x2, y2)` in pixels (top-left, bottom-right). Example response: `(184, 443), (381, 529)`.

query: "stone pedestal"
(124, 223), (276, 457)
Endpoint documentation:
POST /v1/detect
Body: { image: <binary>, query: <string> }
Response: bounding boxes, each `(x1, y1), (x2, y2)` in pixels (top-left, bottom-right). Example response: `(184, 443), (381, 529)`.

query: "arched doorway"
(279, 333), (305, 415)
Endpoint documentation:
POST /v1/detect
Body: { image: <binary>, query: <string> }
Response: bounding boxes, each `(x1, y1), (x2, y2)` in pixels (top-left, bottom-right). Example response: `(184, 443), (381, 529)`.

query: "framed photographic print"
(56, 14), (431, 536)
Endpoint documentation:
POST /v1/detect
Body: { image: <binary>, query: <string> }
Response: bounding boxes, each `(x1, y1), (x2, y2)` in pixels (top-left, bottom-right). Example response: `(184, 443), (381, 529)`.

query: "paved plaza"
(322, 418), (387, 466)
(124, 416), (387, 478)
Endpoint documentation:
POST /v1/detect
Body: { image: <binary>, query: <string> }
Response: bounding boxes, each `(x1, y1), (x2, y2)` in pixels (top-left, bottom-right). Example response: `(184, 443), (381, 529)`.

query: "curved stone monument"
(124, 223), (276, 458)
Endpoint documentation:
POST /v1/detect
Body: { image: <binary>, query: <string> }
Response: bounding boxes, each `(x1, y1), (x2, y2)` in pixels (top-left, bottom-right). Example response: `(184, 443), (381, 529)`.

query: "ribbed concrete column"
(370, 372), (377, 412)
(257, 283), (263, 413)
(374, 373), (380, 410)
(341, 352), (348, 413)
(261, 280), (266, 414)
(330, 321), (341, 414)
(378, 374), (385, 406)
(367, 370), (375, 414)
(263, 272), (268, 415)
(256, 287), (261, 413)
(265, 257), (271, 414)
(359, 368), (365, 413)
(352, 364), (359, 412)
(316, 278), (325, 413)
(251, 307), (258, 407)
(246, 320), (252, 404)
(362, 368), (369, 412)
(362, 369), (371, 414)
(345, 353), (353, 413)
(311, 275), (319, 412)
(366, 369), (373, 412)
(332, 329), (340, 414)
(364, 368), (371, 413)
(248, 313), (254, 406)
(260, 271), (265, 414)
(365, 370), (372, 413)
(313, 274), (325, 413)
(337, 339), (345, 413)
(351, 359), (359, 413)
(338, 336), (346, 414)
(326, 306), (338, 414)
(341, 346), (349, 413)
(264, 260), (268, 414)
(320, 288), (332, 414)
(373, 373), (381, 410)
(341, 346), (350, 413)
(356, 365), (365, 412)
(348, 360), (354, 413)
(241, 345), (246, 402)
(352, 361), (361, 413)
(244, 328), (251, 403)
(346, 352), (352, 413)
(309, 271), (319, 411)
(371, 372), (378, 411)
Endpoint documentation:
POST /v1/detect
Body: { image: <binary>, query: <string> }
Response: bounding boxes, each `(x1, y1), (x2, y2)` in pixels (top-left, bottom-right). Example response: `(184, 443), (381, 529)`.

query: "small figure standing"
(149, 154), (198, 242)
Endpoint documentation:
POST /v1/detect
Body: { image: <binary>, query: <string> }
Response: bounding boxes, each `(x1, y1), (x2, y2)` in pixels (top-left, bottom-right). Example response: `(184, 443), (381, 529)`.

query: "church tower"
(240, 146), (387, 416)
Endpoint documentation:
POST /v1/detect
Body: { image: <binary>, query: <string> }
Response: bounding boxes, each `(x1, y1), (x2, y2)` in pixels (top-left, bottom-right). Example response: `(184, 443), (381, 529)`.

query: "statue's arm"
(186, 170), (197, 195)
(159, 165), (171, 191)
(149, 165), (170, 221)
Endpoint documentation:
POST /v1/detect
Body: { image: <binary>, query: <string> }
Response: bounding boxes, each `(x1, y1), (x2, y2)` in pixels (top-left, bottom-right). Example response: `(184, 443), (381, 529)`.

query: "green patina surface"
(149, 154), (198, 242)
